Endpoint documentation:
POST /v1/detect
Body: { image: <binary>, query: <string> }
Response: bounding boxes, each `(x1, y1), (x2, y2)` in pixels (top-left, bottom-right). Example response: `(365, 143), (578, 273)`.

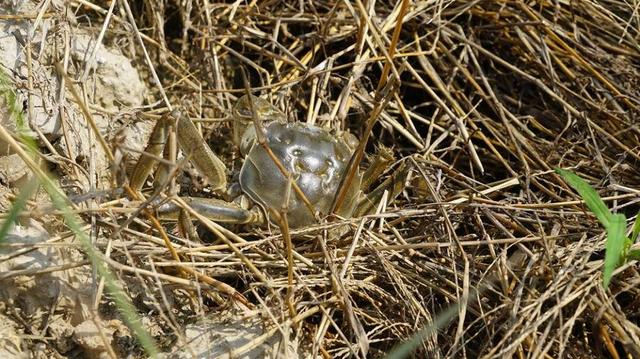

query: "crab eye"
(292, 148), (303, 157)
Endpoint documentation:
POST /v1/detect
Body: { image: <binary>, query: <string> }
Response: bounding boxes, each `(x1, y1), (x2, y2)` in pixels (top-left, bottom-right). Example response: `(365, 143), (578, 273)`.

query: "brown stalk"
(331, 0), (410, 215)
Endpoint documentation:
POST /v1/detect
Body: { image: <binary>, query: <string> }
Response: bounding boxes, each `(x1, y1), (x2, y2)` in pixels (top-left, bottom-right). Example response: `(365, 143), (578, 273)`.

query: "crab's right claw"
(354, 161), (410, 218)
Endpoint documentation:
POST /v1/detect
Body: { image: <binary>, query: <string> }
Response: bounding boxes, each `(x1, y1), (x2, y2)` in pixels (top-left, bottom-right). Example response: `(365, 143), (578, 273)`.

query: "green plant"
(555, 168), (640, 288)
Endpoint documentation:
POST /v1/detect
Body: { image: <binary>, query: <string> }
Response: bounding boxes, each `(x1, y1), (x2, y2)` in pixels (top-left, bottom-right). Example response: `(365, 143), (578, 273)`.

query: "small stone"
(0, 312), (26, 359)
(168, 309), (302, 358)
(73, 319), (122, 357)
(0, 153), (29, 186)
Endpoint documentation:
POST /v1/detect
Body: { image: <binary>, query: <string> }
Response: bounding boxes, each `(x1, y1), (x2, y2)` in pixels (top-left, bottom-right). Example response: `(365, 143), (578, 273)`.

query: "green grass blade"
(603, 214), (627, 289)
(631, 215), (640, 243)
(41, 177), (159, 357)
(555, 168), (612, 228)
(385, 303), (459, 358)
(0, 66), (37, 151)
(0, 179), (38, 243)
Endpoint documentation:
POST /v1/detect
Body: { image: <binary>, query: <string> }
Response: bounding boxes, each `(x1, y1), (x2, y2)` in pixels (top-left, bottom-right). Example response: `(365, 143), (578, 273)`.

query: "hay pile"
(1, 0), (639, 357)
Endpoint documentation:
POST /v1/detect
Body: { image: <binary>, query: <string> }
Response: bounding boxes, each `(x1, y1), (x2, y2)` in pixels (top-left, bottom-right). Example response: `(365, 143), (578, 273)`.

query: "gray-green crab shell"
(239, 121), (361, 228)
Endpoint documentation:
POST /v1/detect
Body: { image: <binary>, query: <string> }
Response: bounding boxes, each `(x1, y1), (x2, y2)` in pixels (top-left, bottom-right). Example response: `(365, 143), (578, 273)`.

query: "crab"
(129, 95), (404, 229)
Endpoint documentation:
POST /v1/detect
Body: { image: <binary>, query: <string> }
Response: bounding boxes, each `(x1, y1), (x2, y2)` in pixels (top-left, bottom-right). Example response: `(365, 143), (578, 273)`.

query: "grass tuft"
(555, 168), (635, 289)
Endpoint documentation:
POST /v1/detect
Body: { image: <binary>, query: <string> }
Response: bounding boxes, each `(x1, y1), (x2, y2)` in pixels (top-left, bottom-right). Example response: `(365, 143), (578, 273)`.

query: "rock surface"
(0, 220), (92, 315)
(0, 1), (151, 191)
(0, 312), (26, 359)
(167, 310), (302, 359)
(73, 319), (129, 359)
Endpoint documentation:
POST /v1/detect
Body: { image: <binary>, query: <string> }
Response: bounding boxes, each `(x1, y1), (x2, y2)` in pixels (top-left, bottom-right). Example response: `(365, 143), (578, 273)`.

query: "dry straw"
(2, 0), (640, 357)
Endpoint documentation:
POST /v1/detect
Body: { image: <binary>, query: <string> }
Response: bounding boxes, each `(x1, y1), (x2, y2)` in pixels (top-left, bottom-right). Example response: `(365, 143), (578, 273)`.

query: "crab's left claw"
(129, 110), (228, 194)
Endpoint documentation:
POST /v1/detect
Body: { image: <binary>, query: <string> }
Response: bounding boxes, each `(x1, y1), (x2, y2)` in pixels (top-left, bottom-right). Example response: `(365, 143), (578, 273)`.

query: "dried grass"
(5, 0), (640, 357)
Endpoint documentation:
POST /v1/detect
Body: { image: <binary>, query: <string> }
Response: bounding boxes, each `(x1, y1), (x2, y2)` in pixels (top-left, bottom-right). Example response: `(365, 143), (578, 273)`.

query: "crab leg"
(354, 161), (410, 218)
(129, 113), (172, 191)
(156, 197), (265, 225)
(361, 145), (395, 190)
(128, 110), (264, 225)
(129, 110), (228, 193)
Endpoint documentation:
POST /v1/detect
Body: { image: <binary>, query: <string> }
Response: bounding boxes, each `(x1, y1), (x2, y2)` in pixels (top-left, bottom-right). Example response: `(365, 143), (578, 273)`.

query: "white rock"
(0, 153), (29, 186)
(0, 312), (27, 359)
(0, 219), (93, 320)
(0, 220), (58, 316)
(0, 1), (61, 138)
(0, 2), (148, 186)
(168, 310), (302, 359)
(70, 34), (146, 111)
(73, 319), (127, 358)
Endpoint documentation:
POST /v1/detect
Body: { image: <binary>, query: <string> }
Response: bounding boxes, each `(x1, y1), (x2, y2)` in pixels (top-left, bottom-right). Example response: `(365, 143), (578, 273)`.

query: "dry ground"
(1, 0), (640, 358)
